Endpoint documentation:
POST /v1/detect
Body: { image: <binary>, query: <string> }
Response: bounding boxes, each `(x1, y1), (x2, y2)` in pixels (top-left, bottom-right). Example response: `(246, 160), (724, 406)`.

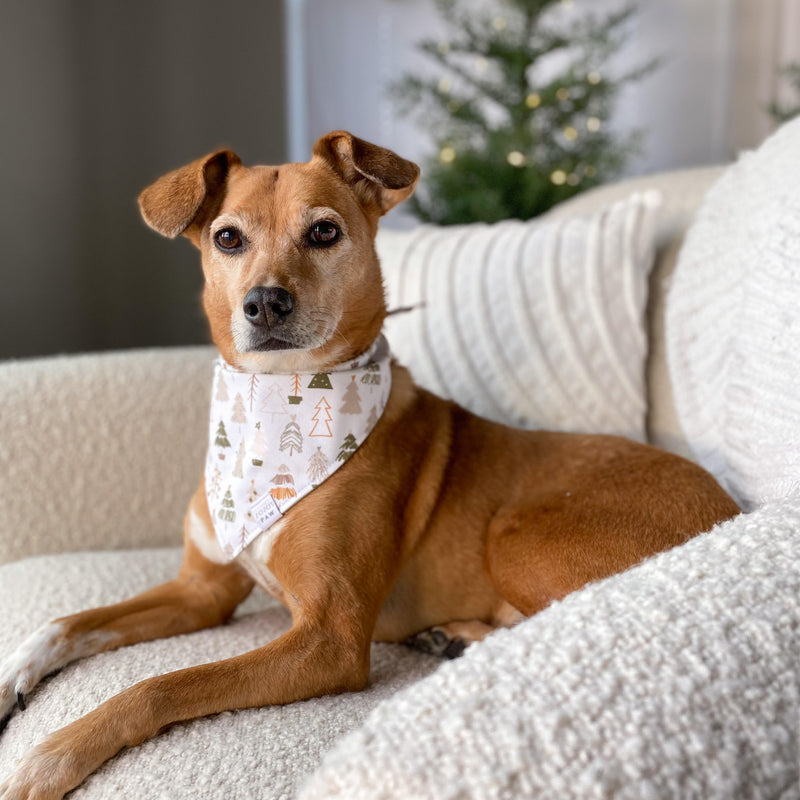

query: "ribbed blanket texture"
(667, 116), (800, 509)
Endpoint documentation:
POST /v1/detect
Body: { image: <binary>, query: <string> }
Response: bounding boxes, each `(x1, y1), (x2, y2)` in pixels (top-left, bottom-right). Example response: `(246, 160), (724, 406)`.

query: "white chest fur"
(187, 507), (287, 601)
(236, 518), (287, 601)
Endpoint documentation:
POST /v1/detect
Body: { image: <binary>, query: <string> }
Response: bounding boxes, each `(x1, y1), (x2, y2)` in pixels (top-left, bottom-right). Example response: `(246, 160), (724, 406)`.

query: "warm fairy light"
(588, 71), (602, 85)
(556, 87), (570, 101)
(567, 173), (580, 186)
(475, 56), (489, 74)
(564, 126), (578, 141)
(526, 93), (541, 108)
(507, 151), (526, 167)
(437, 41), (451, 55)
(584, 164), (597, 178)
(438, 77), (452, 94)
(550, 169), (567, 185)
(439, 146), (457, 163)
(493, 16), (507, 31)
(587, 116), (601, 132)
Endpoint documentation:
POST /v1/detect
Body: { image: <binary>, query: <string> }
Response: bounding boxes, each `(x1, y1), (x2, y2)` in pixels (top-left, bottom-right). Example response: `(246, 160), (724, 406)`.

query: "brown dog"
(0, 132), (738, 799)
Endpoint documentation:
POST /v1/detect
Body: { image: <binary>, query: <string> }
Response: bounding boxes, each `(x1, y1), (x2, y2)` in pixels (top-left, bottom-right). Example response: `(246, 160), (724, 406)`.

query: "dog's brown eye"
(308, 220), (340, 246)
(214, 227), (244, 252)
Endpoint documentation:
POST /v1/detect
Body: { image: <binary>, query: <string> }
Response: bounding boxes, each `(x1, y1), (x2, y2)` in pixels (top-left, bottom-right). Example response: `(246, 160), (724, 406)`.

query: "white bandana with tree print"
(205, 335), (392, 561)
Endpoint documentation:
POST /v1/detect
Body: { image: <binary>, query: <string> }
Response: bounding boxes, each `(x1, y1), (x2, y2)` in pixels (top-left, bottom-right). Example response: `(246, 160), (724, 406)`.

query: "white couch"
(2, 122), (798, 798)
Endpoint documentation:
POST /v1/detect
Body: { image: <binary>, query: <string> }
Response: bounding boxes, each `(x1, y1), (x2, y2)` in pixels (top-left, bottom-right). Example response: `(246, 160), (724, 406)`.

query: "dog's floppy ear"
(138, 150), (242, 241)
(313, 131), (420, 216)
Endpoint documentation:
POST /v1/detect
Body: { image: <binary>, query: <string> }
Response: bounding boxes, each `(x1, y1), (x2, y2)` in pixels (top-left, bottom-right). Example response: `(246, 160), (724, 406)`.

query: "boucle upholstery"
(300, 491), (800, 800)
(0, 347), (214, 563)
(0, 551), (440, 798)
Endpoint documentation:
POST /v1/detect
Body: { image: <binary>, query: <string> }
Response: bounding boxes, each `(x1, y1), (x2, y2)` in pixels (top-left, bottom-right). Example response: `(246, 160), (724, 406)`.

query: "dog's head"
(139, 131), (419, 372)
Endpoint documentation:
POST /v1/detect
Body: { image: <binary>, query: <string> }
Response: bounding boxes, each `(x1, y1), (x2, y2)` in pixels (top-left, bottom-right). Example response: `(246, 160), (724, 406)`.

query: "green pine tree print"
(308, 372), (333, 390)
(218, 487), (236, 523)
(337, 432), (358, 462)
(215, 421), (232, 459)
(361, 362), (381, 385)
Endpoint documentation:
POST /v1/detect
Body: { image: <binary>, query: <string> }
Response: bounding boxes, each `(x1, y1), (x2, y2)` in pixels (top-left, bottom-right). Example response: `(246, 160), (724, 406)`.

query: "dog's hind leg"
(0, 484), (253, 733)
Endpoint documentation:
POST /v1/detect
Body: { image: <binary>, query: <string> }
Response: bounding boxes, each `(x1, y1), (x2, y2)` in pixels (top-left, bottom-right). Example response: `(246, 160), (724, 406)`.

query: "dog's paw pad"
(405, 627), (468, 659)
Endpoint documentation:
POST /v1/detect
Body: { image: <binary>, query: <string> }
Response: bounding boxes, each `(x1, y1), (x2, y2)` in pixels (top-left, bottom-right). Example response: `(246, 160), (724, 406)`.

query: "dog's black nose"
(243, 286), (295, 327)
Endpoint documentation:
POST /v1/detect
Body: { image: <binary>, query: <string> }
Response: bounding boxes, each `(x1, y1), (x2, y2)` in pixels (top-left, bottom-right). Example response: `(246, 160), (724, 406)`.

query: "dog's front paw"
(0, 742), (76, 800)
(0, 623), (66, 733)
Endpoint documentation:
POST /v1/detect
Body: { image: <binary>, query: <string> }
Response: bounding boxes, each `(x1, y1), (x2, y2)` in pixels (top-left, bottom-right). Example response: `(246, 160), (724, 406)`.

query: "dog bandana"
(205, 335), (392, 560)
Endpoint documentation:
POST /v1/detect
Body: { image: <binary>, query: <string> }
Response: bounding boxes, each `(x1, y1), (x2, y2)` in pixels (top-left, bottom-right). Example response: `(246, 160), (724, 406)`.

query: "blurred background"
(1, 0), (798, 360)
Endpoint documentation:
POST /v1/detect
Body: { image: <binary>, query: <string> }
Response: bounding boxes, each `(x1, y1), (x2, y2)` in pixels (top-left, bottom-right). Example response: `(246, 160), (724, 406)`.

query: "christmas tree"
(269, 465), (297, 501)
(394, 0), (657, 224)
(218, 488), (236, 523)
(309, 396), (333, 437)
(360, 362), (381, 385)
(215, 374), (229, 403)
(214, 421), (231, 458)
(288, 374), (303, 405)
(251, 422), (266, 466)
(337, 433), (358, 462)
(308, 372), (333, 390)
(232, 440), (246, 479)
(307, 446), (330, 485)
(340, 376), (362, 415)
(280, 416), (303, 456)
(247, 374), (260, 411)
(232, 393), (247, 425)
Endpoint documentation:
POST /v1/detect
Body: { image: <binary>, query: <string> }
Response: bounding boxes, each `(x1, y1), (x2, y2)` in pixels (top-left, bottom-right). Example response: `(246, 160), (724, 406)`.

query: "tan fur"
(0, 131), (738, 800)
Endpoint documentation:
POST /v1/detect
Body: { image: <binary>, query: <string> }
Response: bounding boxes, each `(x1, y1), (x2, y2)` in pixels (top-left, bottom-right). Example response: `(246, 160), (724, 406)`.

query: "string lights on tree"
(394, 0), (658, 225)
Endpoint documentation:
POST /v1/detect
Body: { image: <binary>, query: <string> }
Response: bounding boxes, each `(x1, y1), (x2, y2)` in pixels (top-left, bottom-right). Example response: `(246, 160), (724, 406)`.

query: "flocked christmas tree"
(394, 0), (657, 224)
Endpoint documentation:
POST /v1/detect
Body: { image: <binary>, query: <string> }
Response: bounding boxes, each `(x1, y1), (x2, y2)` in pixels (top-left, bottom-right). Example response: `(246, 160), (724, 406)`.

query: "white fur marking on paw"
(0, 621), (117, 722)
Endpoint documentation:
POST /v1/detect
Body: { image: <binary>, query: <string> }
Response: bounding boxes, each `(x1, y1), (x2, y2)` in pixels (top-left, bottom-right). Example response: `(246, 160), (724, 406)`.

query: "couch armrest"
(0, 346), (215, 564)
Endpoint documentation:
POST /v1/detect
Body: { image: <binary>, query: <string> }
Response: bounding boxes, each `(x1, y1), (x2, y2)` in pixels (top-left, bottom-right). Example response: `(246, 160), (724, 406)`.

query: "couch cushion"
(667, 117), (800, 509)
(300, 494), (800, 800)
(0, 550), (438, 798)
(0, 347), (217, 563)
(377, 192), (661, 441)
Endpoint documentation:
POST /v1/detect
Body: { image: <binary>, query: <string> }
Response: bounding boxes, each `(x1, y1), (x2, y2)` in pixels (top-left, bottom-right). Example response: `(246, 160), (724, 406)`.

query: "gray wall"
(0, 0), (287, 360)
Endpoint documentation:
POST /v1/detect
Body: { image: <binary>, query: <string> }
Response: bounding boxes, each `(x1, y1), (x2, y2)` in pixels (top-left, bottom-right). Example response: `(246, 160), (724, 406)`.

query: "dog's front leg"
(0, 486), (253, 733)
(0, 618), (369, 800)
